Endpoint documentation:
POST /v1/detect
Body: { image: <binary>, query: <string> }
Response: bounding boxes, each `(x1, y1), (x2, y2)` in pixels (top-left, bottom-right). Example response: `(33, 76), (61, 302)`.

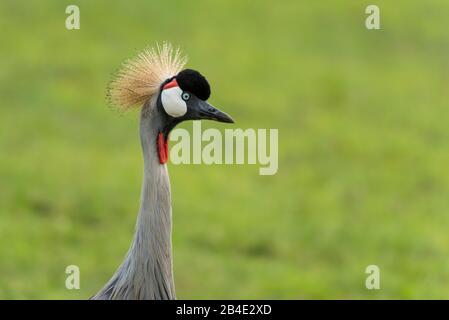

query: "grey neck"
(93, 102), (175, 300)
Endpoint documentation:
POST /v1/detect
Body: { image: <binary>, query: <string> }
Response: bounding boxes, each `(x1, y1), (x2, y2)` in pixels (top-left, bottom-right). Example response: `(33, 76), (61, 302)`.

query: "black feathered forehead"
(176, 69), (211, 100)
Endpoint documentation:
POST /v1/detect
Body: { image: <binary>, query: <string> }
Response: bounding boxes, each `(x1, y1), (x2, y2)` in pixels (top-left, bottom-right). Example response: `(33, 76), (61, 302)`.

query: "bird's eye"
(182, 92), (190, 101)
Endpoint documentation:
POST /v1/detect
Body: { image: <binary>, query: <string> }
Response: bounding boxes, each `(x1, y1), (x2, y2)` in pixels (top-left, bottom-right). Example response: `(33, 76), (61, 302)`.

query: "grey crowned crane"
(92, 43), (233, 300)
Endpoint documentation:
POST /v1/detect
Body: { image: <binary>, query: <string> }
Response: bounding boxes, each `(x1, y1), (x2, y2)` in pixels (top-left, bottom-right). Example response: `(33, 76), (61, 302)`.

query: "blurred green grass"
(1, 0), (449, 299)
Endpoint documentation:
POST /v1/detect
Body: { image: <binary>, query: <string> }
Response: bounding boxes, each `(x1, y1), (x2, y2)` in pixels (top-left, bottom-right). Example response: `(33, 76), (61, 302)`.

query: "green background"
(1, 0), (448, 299)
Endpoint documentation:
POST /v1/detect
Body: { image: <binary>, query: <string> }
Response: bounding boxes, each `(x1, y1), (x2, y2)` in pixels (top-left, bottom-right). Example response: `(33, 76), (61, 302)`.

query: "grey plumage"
(93, 44), (233, 300)
(93, 98), (175, 300)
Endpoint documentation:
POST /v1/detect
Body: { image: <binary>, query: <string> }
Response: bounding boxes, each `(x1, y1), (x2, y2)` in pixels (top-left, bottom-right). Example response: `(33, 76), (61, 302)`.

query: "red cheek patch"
(163, 78), (179, 90)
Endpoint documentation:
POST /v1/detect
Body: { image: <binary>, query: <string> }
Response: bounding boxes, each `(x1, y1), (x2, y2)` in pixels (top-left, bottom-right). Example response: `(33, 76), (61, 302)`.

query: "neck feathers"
(93, 103), (175, 300)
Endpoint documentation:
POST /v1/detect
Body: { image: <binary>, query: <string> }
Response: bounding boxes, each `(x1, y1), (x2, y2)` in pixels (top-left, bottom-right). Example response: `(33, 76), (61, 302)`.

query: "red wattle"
(158, 132), (168, 164)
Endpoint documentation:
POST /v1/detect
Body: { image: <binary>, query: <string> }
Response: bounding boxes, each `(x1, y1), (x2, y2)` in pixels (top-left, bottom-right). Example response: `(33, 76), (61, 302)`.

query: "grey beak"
(193, 99), (234, 123)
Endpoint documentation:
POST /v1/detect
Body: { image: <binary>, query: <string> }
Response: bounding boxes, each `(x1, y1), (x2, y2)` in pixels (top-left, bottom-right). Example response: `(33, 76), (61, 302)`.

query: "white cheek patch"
(161, 86), (187, 117)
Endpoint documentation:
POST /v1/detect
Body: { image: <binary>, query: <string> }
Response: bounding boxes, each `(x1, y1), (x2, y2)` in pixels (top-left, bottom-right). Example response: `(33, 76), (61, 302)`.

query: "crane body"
(92, 44), (233, 300)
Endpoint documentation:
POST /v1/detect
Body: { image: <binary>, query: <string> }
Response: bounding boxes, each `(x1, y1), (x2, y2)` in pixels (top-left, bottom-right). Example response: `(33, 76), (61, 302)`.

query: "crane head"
(156, 69), (234, 163)
(159, 69), (233, 126)
(106, 43), (234, 164)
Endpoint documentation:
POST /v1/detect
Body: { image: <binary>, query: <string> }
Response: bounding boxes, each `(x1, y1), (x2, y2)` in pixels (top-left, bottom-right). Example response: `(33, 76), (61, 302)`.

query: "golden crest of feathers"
(108, 43), (187, 110)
